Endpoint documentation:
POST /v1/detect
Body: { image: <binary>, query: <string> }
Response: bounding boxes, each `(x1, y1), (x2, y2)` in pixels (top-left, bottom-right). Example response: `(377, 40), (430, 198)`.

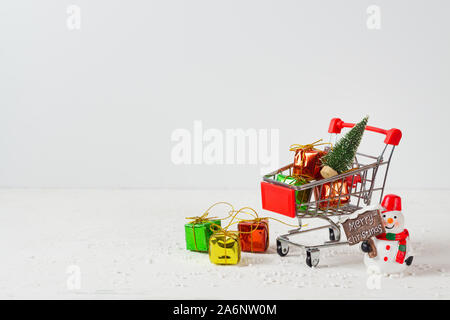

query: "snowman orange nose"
(387, 218), (394, 224)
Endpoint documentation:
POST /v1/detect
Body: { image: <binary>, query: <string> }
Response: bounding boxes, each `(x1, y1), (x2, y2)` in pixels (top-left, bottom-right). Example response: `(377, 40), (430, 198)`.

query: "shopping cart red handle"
(328, 118), (402, 146)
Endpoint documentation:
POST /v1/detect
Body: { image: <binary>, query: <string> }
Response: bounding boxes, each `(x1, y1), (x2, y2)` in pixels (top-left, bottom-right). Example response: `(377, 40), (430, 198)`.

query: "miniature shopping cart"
(261, 118), (402, 267)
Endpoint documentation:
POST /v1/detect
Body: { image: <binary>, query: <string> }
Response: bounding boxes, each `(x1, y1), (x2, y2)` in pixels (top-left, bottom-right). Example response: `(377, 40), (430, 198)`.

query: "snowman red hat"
(381, 194), (402, 214)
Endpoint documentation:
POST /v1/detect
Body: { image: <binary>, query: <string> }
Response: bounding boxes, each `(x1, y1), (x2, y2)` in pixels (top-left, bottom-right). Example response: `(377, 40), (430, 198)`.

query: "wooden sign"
(342, 209), (385, 246)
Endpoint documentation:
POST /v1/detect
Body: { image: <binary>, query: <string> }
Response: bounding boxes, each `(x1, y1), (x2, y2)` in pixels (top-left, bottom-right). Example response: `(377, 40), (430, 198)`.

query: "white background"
(1, 1), (450, 190)
(1, 1), (450, 300)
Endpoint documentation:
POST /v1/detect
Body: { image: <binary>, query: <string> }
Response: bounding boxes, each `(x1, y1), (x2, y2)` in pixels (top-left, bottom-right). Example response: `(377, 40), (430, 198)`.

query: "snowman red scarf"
(376, 229), (409, 264)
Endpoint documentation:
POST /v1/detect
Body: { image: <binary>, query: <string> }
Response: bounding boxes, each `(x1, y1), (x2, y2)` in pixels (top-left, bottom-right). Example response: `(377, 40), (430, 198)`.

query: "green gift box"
(276, 174), (311, 211)
(185, 219), (221, 252)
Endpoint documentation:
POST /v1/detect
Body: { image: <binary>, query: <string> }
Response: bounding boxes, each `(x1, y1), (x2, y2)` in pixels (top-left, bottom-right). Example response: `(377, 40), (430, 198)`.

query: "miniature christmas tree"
(320, 116), (369, 178)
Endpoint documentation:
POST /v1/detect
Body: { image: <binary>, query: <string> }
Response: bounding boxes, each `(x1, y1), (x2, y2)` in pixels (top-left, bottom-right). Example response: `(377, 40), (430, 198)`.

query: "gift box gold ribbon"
(236, 208), (308, 253)
(289, 139), (331, 152)
(185, 201), (235, 251)
(214, 207), (308, 255)
(289, 139), (332, 179)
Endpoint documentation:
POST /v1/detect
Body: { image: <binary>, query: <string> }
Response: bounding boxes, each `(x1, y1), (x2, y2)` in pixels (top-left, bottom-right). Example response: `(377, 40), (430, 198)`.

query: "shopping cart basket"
(261, 117), (402, 267)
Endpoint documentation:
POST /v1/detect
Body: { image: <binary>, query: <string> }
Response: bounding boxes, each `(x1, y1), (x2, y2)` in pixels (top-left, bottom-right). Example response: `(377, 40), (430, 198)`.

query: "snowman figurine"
(361, 194), (414, 275)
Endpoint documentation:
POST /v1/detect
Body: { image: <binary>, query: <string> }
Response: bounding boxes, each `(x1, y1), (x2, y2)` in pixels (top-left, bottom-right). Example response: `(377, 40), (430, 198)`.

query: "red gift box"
(290, 141), (329, 180)
(238, 218), (269, 253)
(314, 180), (350, 209)
(293, 148), (327, 179)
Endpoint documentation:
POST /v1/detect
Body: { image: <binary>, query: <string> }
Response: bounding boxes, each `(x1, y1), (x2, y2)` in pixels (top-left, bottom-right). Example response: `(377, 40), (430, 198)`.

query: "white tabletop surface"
(0, 188), (448, 299)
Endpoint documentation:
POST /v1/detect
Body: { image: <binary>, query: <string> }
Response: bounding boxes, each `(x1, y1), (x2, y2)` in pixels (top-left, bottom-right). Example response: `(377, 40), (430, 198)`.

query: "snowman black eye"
(394, 216), (397, 219)
(383, 215), (386, 218)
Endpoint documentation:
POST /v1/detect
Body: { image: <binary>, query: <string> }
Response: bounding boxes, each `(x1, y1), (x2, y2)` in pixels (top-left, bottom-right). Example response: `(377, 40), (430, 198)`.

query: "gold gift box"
(208, 231), (241, 265)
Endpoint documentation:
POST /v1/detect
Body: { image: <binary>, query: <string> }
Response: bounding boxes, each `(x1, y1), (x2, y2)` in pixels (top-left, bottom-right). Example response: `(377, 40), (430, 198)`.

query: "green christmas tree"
(320, 116), (369, 178)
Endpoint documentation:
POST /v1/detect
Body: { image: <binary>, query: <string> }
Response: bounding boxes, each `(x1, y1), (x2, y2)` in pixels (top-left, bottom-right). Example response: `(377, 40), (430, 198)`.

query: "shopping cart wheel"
(329, 228), (336, 241)
(276, 240), (289, 257)
(306, 249), (320, 268)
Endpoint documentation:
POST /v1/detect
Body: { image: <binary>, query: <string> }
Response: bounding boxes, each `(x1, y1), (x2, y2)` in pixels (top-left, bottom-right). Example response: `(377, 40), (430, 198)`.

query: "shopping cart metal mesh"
(263, 149), (392, 218)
